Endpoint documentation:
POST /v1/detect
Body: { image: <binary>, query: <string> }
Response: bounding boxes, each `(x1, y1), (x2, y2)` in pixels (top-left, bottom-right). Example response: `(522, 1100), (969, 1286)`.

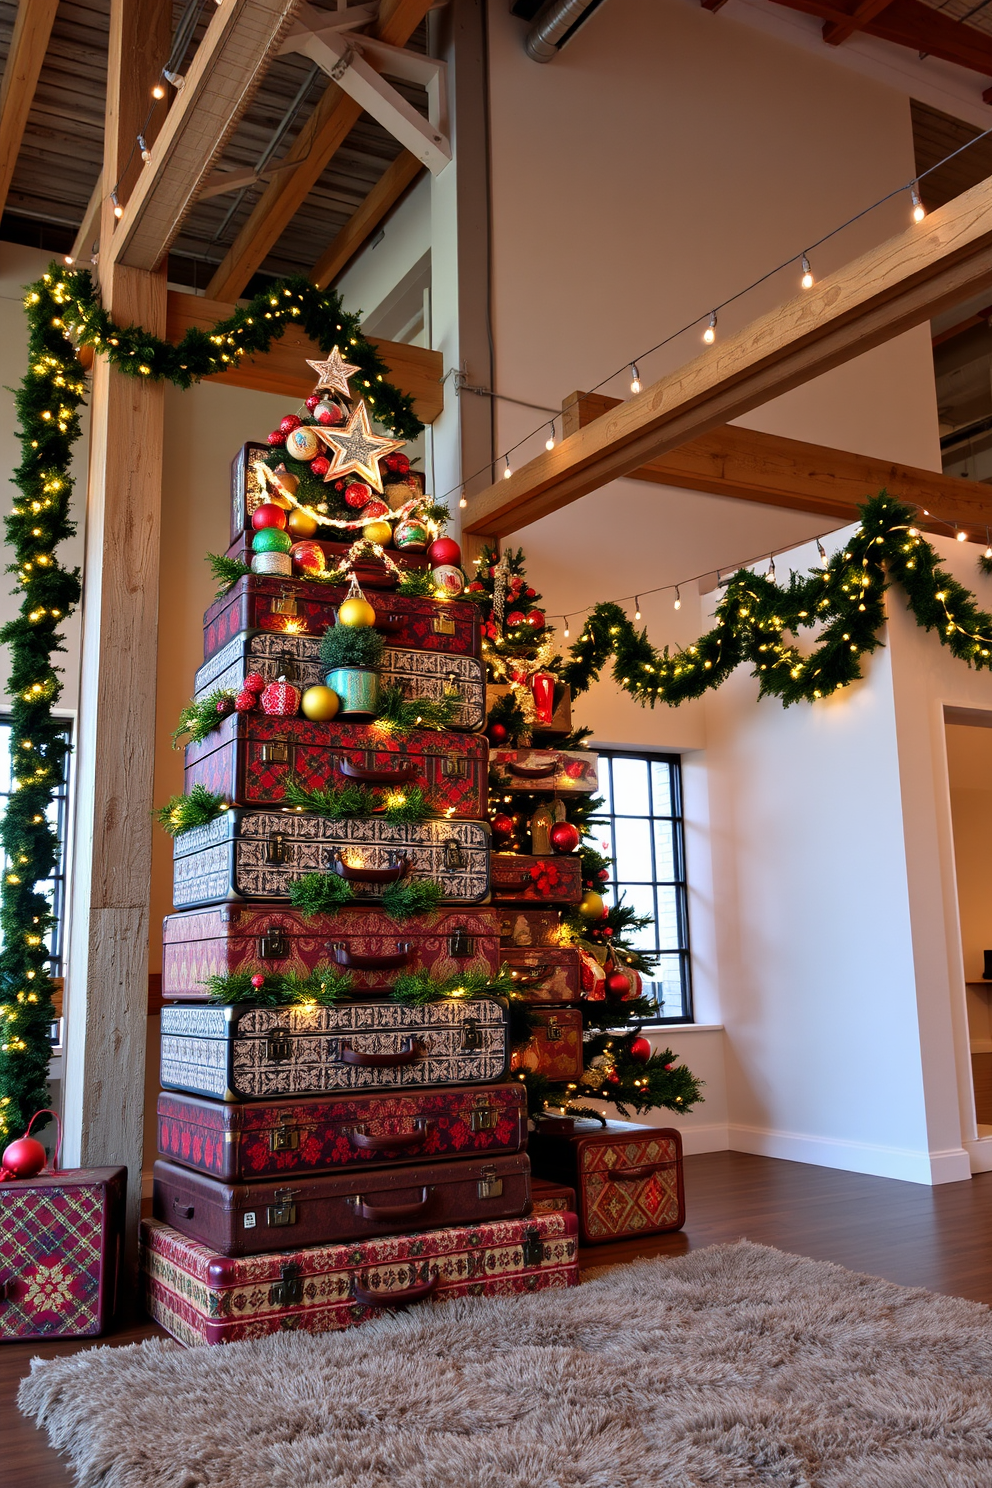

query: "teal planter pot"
(326, 667), (380, 719)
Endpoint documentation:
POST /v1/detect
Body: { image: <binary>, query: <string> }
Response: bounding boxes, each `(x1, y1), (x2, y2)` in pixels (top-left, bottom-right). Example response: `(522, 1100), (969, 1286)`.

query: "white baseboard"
(672, 1122), (729, 1155)
(965, 1135), (992, 1173)
(727, 1124), (972, 1186)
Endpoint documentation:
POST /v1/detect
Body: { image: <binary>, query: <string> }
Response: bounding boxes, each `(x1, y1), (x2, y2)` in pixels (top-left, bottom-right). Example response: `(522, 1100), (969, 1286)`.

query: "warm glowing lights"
(545, 421), (556, 451)
(152, 83), (165, 98)
(801, 254), (813, 290)
(563, 617), (570, 638)
(674, 587), (681, 611)
(634, 597), (641, 620)
(502, 457), (512, 479)
(630, 363), (641, 395)
(703, 311), (717, 345)
(111, 191), (122, 219)
(957, 530), (967, 542)
(911, 184), (926, 223)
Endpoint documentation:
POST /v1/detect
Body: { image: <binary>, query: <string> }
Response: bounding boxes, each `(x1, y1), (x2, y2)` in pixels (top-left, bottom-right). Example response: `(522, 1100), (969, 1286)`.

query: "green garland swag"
(289, 873), (446, 920)
(0, 263), (423, 1139)
(155, 785), (229, 837)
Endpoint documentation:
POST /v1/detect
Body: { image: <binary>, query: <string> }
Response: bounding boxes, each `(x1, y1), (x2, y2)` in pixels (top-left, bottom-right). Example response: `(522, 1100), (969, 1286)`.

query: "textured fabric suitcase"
(0, 1167), (126, 1340)
(490, 748), (599, 794)
(184, 714), (489, 818)
(172, 809), (491, 910)
(529, 1177), (577, 1216)
(161, 904), (502, 1000)
(141, 1210), (579, 1345)
(193, 633), (486, 732)
(499, 909), (563, 946)
(153, 1152), (531, 1256)
(510, 1008), (585, 1081)
(160, 999), (511, 1100)
(528, 1120), (685, 1244)
(491, 854), (583, 906)
(503, 946), (581, 1003)
(157, 1083), (528, 1182)
(202, 576), (481, 663)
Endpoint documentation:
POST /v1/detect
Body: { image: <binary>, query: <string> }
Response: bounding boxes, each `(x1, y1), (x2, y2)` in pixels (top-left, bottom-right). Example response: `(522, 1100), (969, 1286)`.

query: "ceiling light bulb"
(801, 254), (813, 290)
(703, 311), (717, 345)
(911, 185), (925, 223)
(674, 587), (681, 610)
(630, 363), (641, 395)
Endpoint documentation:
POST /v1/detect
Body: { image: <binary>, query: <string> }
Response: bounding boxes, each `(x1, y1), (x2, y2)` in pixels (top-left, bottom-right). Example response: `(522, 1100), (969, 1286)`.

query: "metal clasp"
(521, 1228), (544, 1268)
(444, 837), (465, 870)
(259, 927), (289, 959)
(260, 741), (290, 765)
(448, 927), (472, 957)
(270, 591), (298, 617)
(546, 1015), (563, 1043)
(477, 1164), (503, 1199)
(269, 1122), (299, 1153)
(266, 832), (288, 864)
(469, 1102), (497, 1133)
(266, 1027), (293, 1061)
(460, 1017), (482, 1051)
(269, 1263), (302, 1306)
(266, 1189), (298, 1227)
(432, 616), (456, 635)
(442, 757), (467, 778)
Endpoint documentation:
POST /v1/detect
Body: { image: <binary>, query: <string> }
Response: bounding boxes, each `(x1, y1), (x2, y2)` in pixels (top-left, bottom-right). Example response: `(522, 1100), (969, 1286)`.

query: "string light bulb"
(502, 456), (512, 480)
(545, 421), (556, 451)
(152, 83), (165, 99)
(111, 191), (122, 219)
(816, 538), (827, 566)
(957, 529), (967, 542)
(801, 254), (813, 290)
(703, 311), (717, 345)
(911, 184), (926, 223)
(674, 587), (681, 610)
(459, 494), (467, 508)
(634, 597), (641, 620)
(768, 555), (776, 582)
(630, 363), (641, 395)
(564, 617), (570, 638)
(139, 135), (151, 162)
(63, 255), (73, 266)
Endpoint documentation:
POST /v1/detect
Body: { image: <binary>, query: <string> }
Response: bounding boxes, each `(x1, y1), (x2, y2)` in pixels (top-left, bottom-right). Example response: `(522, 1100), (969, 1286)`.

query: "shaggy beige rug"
(18, 1240), (992, 1487)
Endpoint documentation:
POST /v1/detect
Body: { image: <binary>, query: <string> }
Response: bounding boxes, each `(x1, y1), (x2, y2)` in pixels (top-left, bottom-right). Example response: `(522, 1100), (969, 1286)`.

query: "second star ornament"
(314, 399), (405, 494)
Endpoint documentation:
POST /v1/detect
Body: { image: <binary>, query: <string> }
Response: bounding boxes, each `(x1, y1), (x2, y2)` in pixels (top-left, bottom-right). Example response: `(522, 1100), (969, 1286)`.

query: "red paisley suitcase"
(491, 854), (583, 905)
(161, 904), (503, 1000)
(183, 713), (489, 818)
(202, 576), (481, 663)
(510, 1007), (585, 1081)
(0, 1167), (126, 1340)
(153, 1151), (531, 1256)
(157, 1083), (528, 1182)
(499, 909), (563, 946)
(141, 1210), (579, 1346)
(503, 946), (581, 1003)
(527, 1120), (685, 1245)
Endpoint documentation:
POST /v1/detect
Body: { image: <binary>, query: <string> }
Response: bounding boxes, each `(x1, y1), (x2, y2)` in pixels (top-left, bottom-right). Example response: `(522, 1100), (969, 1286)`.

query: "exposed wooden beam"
(311, 149), (424, 288)
(563, 391), (992, 533)
(822, 0), (895, 46)
(109, 0), (301, 272)
(462, 171), (992, 539)
(932, 305), (992, 347)
(206, 0), (434, 303)
(0, 0), (59, 218)
(765, 0), (992, 80)
(69, 171), (103, 266)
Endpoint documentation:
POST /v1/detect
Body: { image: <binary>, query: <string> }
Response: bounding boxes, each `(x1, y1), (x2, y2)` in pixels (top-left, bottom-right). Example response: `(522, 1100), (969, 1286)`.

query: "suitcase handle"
(331, 854), (412, 885)
(357, 1189), (431, 1222)
(352, 1273), (439, 1308)
(338, 1038), (423, 1067)
(509, 963), (555, 988)
(339, 757), (418, 784)
(606, 1166), (656, 1181)
(506, 758), (558, 779)
(172, 1200), (195, 1219)
(331, 942), (412, 970)
(349, 1121), (433, 1151)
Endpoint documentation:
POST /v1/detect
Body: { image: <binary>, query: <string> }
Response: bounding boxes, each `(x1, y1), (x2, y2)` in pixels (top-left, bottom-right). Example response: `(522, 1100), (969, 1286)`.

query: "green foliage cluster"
(288, 873), (446, 920)
(204, 963), (353, 1006)
(207, 553), (252, 599)
(395, 569), (435, 598)
(320, 624), (385, 671)
(172, 690), (236, 748)
(375, 683), (460, 733)
(283, 778), (434, 822)
(155, 785), (229, 837)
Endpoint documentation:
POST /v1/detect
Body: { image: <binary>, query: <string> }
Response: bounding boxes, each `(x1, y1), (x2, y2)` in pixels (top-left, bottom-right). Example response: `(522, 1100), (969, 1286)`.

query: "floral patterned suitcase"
(499, 910), (563, 946)
(527, 1120), (685, 1245)
(490, 749), (599, 794)
(157, 1083), (528, 1182)
(161, 904), (503, 1000)
(160, 998), (511, 1100)
(141, 1210), (579, 1346)
(503, 946), (582, 1003)
(172, 810), (491, 910)
(202, 575), (481, 663)
(509, 1008), (585, 1081)
(491, 854), (583, 906)
(193, 635), (486, 732)
(0, 1167), (126, 1340)
(184, 714), (489, 818)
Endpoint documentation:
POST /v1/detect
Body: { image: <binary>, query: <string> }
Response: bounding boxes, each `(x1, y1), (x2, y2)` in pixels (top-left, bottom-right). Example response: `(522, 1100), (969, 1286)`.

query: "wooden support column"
(61, 0), (170, 1266)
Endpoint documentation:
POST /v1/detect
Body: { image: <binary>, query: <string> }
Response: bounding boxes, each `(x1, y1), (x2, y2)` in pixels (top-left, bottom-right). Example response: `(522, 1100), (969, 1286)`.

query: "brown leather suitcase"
(503, 946), (581, 1003)
(527, 1120), (685, 1245)
(510, 1007), (585, 1081)
(491, 854), (583, 906)
(152, 1152), (531, 1256)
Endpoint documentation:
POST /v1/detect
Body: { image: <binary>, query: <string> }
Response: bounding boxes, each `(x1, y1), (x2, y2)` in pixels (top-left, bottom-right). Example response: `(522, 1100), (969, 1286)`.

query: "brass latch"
(477, 1164), (503, 1199)
(265, 1027), (293, 1061)
(260, 741), (291, 766)
(546, 1016), (563, 1043)
(442, 757), (467, 778)
(266, 1190), (298, 1227)
(269, 1263), (302, 1306)
(469, 1103), (497, 1133)
(266, 832), (288, 864)
(444, 838), (465, 870)
(270, 591), (298, 617)
(269, 1123), (299, 1153)
(259, 927), (289, 959)
(460, 1017), (482, 1051)
(432, 616), (456, 635)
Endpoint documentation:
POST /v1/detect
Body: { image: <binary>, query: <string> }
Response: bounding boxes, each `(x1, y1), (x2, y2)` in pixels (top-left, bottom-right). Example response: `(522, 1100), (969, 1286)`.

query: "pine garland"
(204, 963), (353, 1006)
(155, 785), (229, 837)
(375, 683), (461, 733)
(207, 553), (251, 599)
(171, 690), (236, 748)
(287, 872), (447, 919)
(380, 878), (445, 919)
(283, 778), (435, 822)
(396, 570), (435, 598)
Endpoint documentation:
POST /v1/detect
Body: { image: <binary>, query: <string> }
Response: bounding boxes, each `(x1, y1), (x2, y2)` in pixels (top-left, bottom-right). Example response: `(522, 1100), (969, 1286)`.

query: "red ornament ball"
(261, 679), (301, 717)
(525, 609), (546, 630)
(252, 502), (288, 532)
(467, 581), (485, 593)
(384, 452), (410, 475)
(305, 394), (321, 411)
(602, 927), (614, 937)
(597, 868), (610, 882)
(279, 414), (302, 435)
(309, 455), (330, 477)
(488, 722), (508, 745)
(316, 403), (343, 426)
(428, 536), (461, 568)
(235, 689), (258, 712)
(629, 1036), (652, 1064)
(491, 813), (515, 839)
(344, 481), (372, 509)
(251, 974), (265, 989)
(266, 429), (285, 447)
(606, 1071), (621, 1085)
(605, 971), (630, 997)
(549, 821), (581, 854)
(506, 610), (526, 628)
(361, 499), (390, 521)
(243, 672), (266, 694)
(2, 1135), (47, 1178)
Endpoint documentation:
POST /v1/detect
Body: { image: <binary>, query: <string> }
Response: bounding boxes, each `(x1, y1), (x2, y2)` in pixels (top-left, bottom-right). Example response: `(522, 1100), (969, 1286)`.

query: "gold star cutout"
(306, 347), (361, 399)
(314, 399), (404, 493)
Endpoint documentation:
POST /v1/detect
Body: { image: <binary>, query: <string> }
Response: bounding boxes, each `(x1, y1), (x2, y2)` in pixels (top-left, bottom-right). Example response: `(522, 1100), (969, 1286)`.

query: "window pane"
(618, 883), (657, 934)
(587, 818), (614, 864)
(611, 755), (649, 815)
(653, 819), (676, 881)
(655, 884), (680, 948)
(650, 759), (672, 815)
(612, 817), (653, 883)
(642, 955), (685, 1019)
(596, 756), (612, 813)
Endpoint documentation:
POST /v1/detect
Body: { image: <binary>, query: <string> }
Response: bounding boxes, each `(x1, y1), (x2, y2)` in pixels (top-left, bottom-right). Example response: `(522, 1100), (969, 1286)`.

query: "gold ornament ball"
(363, 520), (393, 546)
(578, 889), (606, 921)
(287, 507), (318, 539)
(337, 596), (377, 628)
(267, 490), (294, 511)
(301, 685), (340, 721)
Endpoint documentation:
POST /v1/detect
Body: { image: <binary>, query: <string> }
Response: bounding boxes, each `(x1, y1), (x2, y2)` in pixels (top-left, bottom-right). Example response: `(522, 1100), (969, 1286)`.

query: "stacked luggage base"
(142, 1210), (579, 1345)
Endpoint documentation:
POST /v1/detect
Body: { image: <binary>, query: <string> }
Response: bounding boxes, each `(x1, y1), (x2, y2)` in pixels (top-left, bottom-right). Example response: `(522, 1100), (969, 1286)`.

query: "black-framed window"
(587, 751), (692, 1023)
(0, 716), (71, 976)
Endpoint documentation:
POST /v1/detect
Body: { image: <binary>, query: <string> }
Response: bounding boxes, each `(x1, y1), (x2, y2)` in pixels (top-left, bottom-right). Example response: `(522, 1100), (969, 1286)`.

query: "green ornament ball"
(252, 527), (293, 554)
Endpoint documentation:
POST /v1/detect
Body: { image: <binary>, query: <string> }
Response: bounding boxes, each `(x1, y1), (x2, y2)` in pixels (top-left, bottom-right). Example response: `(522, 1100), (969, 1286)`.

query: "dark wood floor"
(9, 1150), (992, 1486)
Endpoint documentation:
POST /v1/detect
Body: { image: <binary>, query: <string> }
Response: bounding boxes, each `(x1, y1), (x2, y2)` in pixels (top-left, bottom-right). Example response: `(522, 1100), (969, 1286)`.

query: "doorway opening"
(945, 709), (992, 1142)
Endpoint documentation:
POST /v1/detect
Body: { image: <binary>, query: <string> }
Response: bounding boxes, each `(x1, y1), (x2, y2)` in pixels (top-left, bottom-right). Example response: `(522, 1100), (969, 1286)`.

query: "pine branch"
(155, 785), (229, 836)
(375, 683), (461, 733)
(288, 873), (355, 915)
(207, 552), (251, 598)
(380, 878), (445, 919)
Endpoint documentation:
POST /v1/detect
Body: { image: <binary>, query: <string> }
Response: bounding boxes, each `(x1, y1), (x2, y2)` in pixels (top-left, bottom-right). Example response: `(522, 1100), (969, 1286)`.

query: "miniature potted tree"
(320, 622), (385, 719)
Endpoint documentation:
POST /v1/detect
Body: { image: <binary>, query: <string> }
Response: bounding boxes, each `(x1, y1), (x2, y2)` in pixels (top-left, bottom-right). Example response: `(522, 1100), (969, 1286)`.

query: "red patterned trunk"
(202, 576), (481, 664)
(502, 946), (581, 1003)
(152, 1151), (531, 1256)
(184, 713), (489, 818)
(509, 1007), (585, 1081)
(156, 1083), (527, 1182)
(527, 1121), (685, 1245)
(491, 854), (583, 905)
(141, 1211), (579, 1346)
(499, 909), (563, 945)
(0, 1168), (126, 1340)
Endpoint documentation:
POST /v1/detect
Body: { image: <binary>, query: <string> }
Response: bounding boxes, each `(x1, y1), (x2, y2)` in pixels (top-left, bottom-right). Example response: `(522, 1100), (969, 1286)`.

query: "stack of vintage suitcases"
(138, 458), (587, 1346)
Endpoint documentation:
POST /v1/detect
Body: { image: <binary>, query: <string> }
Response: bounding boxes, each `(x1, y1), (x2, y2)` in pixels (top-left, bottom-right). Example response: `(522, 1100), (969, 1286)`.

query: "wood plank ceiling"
(0, 0), (430, 293)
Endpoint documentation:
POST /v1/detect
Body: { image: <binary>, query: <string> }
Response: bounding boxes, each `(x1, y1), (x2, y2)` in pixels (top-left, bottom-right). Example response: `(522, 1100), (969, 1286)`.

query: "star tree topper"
(306, 346), (361, 399)
(314, 398), (405, 493)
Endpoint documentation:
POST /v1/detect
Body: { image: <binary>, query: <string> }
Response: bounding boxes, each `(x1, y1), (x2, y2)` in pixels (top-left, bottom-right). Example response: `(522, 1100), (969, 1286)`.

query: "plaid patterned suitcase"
(161, 904), (503, 1000)
(160, 998), (511, 1100)
(157, 1083), (528, 1182)
(0, 1167), (126, 1340)
(141, 1210), (579, 1345)
(490, 749), (599, 794)
(491, 854), (583, 906)
(172, 810), (491, 910)
(503, 946), (582, 1003)
(184, 715), (489, 818)
(527, 1120), (685, 1245)
(510, 1008), (585, 1081)
(193, 635), (486, 732)
(202, 576), (481, 663)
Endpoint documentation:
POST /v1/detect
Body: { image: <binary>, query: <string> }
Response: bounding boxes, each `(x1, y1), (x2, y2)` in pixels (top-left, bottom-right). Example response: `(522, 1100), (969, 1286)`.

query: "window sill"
(643, 1022), (724, 1033)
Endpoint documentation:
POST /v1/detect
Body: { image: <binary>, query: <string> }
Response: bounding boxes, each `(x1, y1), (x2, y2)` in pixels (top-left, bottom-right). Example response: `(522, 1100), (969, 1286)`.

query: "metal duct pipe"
(525, 0), (609, 62)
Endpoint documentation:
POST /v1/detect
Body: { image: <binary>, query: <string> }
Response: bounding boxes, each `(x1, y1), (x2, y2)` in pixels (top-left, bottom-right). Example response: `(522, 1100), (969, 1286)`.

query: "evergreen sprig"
(396, 569), (436, 598)
(283, 777), (434, 822)
(320, 624), (385, 671)
(155, 785), (229, 837)
(375, 683), (461, 733)
(207, 552), (252, 599)
(204, 962), (353, 1006)
(172, 690), (236, 748)
(289, 873), (355, 915)
(379, 878), (446, 919)
(389, 966), (515, 1006)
